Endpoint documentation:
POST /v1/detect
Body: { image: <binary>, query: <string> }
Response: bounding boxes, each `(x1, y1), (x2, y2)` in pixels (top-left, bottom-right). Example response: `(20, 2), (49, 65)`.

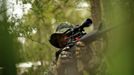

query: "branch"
(25, 36), (51, 49)
(26, 36), (45, 45)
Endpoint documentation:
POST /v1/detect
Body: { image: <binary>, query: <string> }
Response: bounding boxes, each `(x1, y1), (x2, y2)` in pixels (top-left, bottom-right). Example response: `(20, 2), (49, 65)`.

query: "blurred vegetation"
(102, 0), (134, 75)
(0, 0), (134, 75)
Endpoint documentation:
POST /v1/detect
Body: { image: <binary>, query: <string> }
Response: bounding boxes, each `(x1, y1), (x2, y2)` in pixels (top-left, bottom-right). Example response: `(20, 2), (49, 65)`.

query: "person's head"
(49, 22), (73, 48)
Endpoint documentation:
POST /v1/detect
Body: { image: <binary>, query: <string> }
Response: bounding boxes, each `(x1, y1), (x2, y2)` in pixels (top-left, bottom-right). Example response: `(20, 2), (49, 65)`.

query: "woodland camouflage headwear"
(49, 22), (73, 48)
(55, 22), (73, 34)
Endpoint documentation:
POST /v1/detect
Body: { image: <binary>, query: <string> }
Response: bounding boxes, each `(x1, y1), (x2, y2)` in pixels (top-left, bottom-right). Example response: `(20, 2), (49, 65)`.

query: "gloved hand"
(57, 41), (86, 63)
(58, 46), (73, 64)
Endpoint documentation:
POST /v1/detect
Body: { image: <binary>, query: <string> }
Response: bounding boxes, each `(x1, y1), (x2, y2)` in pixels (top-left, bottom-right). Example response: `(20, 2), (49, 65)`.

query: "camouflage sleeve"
(48, 41), (107, 75)
(47, 56), (57, 75)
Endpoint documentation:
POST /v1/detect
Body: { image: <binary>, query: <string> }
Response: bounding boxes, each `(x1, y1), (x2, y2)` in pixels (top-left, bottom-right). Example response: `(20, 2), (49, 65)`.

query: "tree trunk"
(90, 0), (102, 29)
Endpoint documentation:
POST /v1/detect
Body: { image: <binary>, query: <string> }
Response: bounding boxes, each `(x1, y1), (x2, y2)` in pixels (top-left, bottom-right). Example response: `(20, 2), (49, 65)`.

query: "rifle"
(49, 18), (114, 49)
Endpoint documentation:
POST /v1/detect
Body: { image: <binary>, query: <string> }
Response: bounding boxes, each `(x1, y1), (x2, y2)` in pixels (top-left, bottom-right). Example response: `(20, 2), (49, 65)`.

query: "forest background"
(0, 0), (134, 75)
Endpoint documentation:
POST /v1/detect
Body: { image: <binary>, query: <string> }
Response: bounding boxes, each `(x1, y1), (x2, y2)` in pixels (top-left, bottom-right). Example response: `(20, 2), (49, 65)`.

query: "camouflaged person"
(48, 22), (106, 75)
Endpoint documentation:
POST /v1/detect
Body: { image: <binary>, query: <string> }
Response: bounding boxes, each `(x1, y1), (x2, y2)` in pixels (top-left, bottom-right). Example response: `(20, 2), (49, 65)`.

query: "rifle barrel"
(80, 26), (115, 44)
